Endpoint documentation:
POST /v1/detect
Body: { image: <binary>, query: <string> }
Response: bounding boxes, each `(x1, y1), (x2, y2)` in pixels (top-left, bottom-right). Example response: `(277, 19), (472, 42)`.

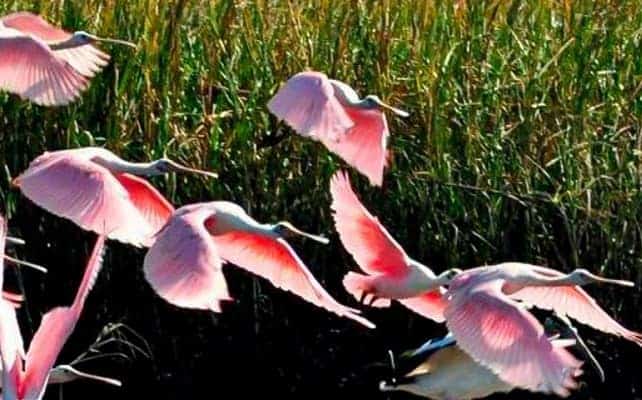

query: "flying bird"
(379, 314), (601, 400)
(13, 147), (217, 247)
(443, 262), (640, 397)
(0, 235), (107, 400)
(143, 201), (375, 328)
(329, 171), (458, 321)
(0, 11), (135, 106)
(268, 71), (408, 186)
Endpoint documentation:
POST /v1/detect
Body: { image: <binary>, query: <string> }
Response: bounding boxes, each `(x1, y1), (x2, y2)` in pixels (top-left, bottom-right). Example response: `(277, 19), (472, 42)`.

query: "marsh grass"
(0, 0), (641, 398)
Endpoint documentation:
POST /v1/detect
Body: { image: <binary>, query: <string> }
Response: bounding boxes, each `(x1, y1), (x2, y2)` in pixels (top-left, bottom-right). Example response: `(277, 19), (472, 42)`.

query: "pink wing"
(114, 173), (175, 244)
(268, 71), (354, 141)
(143, 207), (230, 312)
(21, 236), (106, 400)
(2, 12), (110, 78)
(398, 289), (447, 322)
(322, 108), (389, 186)
(445, 281), (582, 397)
(0, 300), (23, 399)
(0, 35), (88, 106)
(329, 171), (408, 276)
(15, 153), (156, 247)
(508, 270), (642, 345)
(212, 229), (375, 328)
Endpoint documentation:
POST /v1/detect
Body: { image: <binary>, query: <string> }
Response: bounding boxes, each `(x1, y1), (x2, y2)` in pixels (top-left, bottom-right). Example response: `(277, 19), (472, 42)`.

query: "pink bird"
(329, 171), (459, 321)
(143, 201), (375, 328)
(443, 262), (641, 397)
(0, 235), (107, 400)
(268, 71), (409, 186)
(0, 12), (135, 106)
(13, 147), (217, 247)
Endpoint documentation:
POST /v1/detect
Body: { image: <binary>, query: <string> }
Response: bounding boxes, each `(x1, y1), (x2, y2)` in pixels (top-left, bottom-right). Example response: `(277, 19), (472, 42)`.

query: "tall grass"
(0, 0), (641, 397)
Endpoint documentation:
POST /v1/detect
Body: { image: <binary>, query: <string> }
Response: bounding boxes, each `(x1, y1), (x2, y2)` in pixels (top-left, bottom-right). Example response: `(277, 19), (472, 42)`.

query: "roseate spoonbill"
(13, 147), (217, 247)
(329, 171), (458, 321)
(268, 71), (408, 186)
(379, 316), (604, 399)
(0, 235), (107, 400)
(143, 201), (375, 328)
(443, 262), (640, 396)
(379, 334), (516, 399)
(0, 12), (135, 106)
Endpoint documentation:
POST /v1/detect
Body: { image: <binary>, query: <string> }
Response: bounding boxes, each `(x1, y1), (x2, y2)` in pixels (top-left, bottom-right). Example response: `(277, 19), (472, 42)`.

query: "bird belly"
(374, 274), (425, 299)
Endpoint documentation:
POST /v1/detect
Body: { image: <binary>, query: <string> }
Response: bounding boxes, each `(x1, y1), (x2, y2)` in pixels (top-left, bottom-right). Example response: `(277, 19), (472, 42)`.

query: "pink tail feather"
(342, 272), (391, 308)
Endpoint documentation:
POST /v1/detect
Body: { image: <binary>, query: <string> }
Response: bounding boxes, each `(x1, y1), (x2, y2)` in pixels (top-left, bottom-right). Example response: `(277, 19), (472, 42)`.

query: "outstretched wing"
(509, 267), (642, 346)
(212, 229), (374, 328)
(268, 71), (354, 141)
(445, 281), (582, 397)
(143, 206), (229, 312)
(22, 236), (106, 400)
(1, 12), (109, 77)
(0, 35), (87, 106)
(330, 171), (408, 276)
(15, 153), (154, 246)
(322, 108), (389, 186)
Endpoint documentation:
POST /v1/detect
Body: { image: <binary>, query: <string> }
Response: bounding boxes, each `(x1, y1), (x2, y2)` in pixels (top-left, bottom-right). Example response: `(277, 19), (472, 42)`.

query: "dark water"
(4, 202), (642, 400)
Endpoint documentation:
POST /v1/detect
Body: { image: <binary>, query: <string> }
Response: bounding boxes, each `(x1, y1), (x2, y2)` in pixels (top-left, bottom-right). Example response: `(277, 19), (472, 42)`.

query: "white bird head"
(363, 95), (409, 117)
(72, 31), (137, 49)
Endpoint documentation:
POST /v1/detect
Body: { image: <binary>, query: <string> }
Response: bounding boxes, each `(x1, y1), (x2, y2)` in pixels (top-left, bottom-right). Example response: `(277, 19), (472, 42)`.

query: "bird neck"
(48, 35), (88, 51)
(92, 156), (158, 176)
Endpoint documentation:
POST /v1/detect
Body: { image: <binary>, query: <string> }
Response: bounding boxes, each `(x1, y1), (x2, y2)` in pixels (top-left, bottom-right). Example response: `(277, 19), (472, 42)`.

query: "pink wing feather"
(322, 108), (389, 186)
(268, 71), (354, 141)
(212, 229), (375, 328)
(21, 236), (106, 400)
(0, 35), (88, 106)
(15, 153), (156, 247)
(445, 281), (582, 397)
(398, 289), (448, 322)
(2, 12), (110, 78)
(0, 299), (24, 399)
(330, 171), (408, 276)
(143, 208), (230, 312)
(508, 270), (642, 346)
(114, 173), (175, 242)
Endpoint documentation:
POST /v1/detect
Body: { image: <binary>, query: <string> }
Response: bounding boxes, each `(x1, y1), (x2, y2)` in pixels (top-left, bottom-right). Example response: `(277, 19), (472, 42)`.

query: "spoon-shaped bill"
(167, 161), (218, 178)
(277, 222), (330, 245)
(577, 270), (635, 287)
(3, 255), (48, 273)
(88, 34), (137, 49)
(373, 98), (409, 117)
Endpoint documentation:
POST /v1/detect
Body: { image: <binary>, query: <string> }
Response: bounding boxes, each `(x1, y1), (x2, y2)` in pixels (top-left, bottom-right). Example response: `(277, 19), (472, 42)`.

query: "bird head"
(438, 268), (463, 283)
(71, 31), (99, 45)
(72, 31), (137, 49)
(363, 95), (410, 117)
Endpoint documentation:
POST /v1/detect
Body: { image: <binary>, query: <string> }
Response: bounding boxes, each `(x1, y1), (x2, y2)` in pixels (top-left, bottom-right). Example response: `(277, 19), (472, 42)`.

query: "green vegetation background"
(0, 1), (640, 399)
